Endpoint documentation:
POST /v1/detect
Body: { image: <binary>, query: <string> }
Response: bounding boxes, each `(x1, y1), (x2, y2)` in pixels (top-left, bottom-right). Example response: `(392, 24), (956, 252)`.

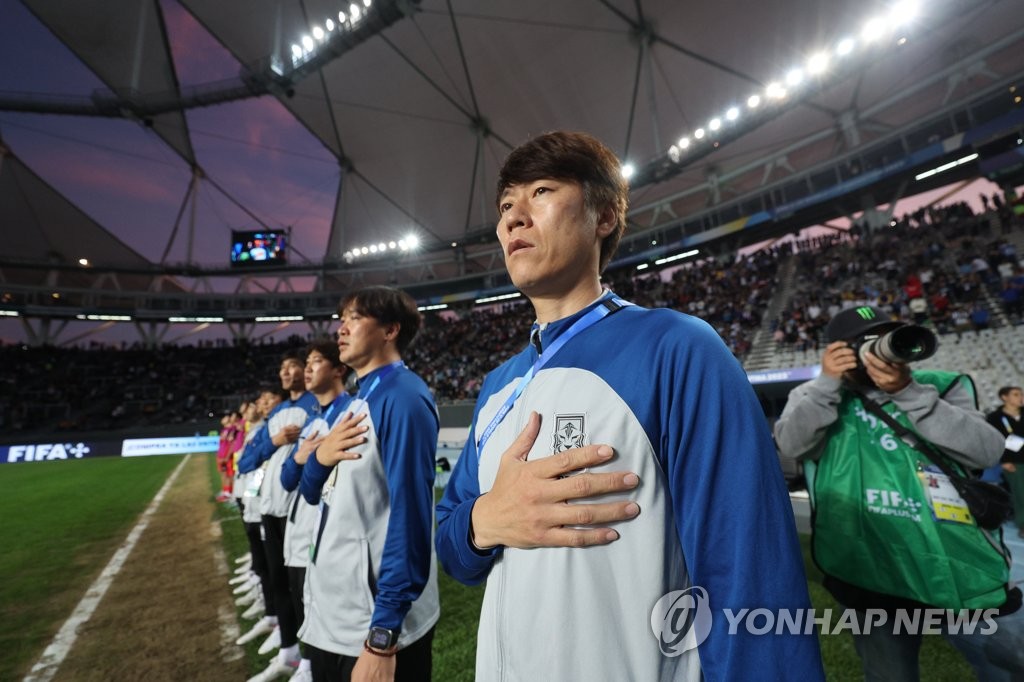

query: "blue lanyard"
(356, 361), (403, 403)
(476, 296), (630, 454)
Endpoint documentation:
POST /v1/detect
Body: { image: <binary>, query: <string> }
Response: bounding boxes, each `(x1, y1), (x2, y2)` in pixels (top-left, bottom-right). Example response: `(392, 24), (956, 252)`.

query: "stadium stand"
(2, 201), (1022, 437)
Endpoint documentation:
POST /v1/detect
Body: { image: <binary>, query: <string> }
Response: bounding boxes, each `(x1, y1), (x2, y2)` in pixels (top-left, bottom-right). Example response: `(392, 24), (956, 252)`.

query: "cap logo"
(856, 307), (876, 320)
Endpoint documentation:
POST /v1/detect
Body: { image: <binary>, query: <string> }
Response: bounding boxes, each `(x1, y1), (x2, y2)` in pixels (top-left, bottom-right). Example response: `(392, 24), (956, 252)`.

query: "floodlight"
(836, 37), (855, 56)
(291, 44), (303, 59)
(807, 52), (829, 75)
(389, 241), (397, 248)
(301, 35), (314, 51)
(678, 136), (691, 149)
(326, 18), (335, 31)
(621, 163), (635, 179)
(369, 244), (378, 253)
(313, 26), (325, 41)
(350, 4), (361, 21)
(361, 247), (369, 255)
(726, 107), (739, 121)
(862, 17), (885, 42)
(709, 118), (721, 131)
(890, 0), (919, 27)
(694, 128), (705, 139)
(766, 82), (786, 99)
(747, 94), (761, 108)
(785, 69), (804, 87)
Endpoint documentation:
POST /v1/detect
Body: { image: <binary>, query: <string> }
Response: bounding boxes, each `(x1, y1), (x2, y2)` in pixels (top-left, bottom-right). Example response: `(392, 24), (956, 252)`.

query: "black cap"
(825, 306), (902, 343)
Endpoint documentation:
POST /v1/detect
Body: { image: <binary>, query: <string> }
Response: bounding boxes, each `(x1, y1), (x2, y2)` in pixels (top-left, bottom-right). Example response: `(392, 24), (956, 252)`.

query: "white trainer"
(286, 661), (313, 682)
(236, 586), (259, 606)
(236, 617), (275, 646)
(246, 649), (301, 682)
(233, 575), (260, 595)
(257, 626), (282, 655)
(229, 571), (253, 586)
(241, 596), (265, 620)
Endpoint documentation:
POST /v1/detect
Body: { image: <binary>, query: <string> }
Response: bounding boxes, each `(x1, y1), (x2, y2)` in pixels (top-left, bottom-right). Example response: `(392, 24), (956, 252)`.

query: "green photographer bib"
(806, 370), (1011, 609)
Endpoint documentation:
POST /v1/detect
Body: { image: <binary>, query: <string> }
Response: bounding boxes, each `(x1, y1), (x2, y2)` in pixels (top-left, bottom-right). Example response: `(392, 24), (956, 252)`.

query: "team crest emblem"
(553, 414), (586, 453)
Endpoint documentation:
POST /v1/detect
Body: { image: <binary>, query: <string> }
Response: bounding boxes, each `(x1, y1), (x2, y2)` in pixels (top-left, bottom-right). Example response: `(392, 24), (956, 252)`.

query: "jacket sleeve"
(773, 373), (844, 462)
(434, 424), (500, 586)
(299, 452), (332, 505)
(665, 323), (825, 682)
(369, 389), (440, 632)
(237, 424), (274, 474)
(892, 376), (1003, 469)
(280, 446), (302, 492)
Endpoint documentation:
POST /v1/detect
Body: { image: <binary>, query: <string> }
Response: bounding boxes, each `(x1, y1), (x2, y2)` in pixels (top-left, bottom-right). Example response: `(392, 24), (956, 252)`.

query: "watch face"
(369, 627), (395, 649)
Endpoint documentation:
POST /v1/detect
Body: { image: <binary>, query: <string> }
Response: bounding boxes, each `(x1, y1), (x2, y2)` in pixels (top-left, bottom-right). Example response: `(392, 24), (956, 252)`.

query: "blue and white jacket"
(298, 363), (440, 657)
(280, 392), (353, 569)
(436, 292), (824, 682)
(238, 392), (320, 518)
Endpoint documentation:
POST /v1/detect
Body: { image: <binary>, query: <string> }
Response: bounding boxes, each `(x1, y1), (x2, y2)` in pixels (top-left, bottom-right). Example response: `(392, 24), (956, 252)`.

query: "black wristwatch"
(367, 626), (399, 650)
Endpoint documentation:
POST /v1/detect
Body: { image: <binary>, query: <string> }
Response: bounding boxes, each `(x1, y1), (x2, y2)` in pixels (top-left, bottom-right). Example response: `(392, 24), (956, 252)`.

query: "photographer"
(775, 306), (1023, 681)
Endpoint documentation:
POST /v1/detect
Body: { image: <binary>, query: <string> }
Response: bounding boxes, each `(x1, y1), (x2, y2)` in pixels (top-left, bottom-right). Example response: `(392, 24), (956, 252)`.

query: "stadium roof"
(1, 0), (1023, 294)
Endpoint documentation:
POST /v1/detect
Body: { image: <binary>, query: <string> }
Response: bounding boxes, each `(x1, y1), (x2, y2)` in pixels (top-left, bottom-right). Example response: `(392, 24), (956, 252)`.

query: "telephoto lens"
(859, 324), (937, 365)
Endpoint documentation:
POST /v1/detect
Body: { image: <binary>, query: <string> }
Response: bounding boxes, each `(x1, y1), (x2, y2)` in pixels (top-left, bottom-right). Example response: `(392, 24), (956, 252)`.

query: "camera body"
(850, 323), (937, 367)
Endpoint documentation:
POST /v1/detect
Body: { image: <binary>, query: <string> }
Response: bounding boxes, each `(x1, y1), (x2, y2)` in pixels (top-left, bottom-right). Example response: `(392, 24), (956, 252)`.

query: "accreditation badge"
(917, 465), (972, 525)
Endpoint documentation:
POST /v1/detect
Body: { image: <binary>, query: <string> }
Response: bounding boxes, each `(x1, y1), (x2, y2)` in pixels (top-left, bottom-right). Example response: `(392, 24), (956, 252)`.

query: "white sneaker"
(236, 586), (259, 606)
(246, 650), (300, 682)
(236, 617), (275, 646)
(241, 596), (265, 620)
(233, 575), (260, 595)
(229, 571), (253, 586)
(286, 664), (313, 682)
(234, 552), (252, 564)
(257, 626), (281, 655)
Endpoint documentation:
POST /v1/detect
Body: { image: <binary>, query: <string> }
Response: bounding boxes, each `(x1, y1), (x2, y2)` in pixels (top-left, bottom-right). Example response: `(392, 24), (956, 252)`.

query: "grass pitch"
(0, 454), (978, 681)
(0, 455), (180, 681)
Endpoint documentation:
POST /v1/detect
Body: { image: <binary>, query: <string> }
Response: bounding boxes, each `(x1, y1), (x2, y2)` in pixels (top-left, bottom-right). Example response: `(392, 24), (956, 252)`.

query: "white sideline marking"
(23, 455), (191, 682)
(210, 522), (243, 662)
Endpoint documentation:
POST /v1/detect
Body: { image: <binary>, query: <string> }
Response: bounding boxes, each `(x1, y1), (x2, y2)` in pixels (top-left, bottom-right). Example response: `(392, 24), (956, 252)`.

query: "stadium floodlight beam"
(785, 69), (804, 87)
(766, 82), (786, 99)
(862, 17), (885, 42)
(807, 52), (829, 75)
(747, 94), (761, 108)
(726, 107), (739, 121)
(709, 118), (721, 131)
(694, 128), (706, 139)
(621, 163), (636, 179)
(836, 37), (855, 56)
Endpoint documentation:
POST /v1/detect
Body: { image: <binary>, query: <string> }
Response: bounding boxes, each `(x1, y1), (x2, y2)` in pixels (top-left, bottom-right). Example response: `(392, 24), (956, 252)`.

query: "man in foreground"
(436, 131), (822, 681)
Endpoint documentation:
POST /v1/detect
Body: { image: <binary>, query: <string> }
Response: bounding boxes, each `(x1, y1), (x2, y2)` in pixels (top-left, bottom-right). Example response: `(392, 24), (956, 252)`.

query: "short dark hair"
(998, 386), (1021, 399)
(259, 386), (288, 402)
(339, 286), (421, 354)
(305, 338), (342, 367)
(281, 348), (307, 367)
(496, 131), (628, 273)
